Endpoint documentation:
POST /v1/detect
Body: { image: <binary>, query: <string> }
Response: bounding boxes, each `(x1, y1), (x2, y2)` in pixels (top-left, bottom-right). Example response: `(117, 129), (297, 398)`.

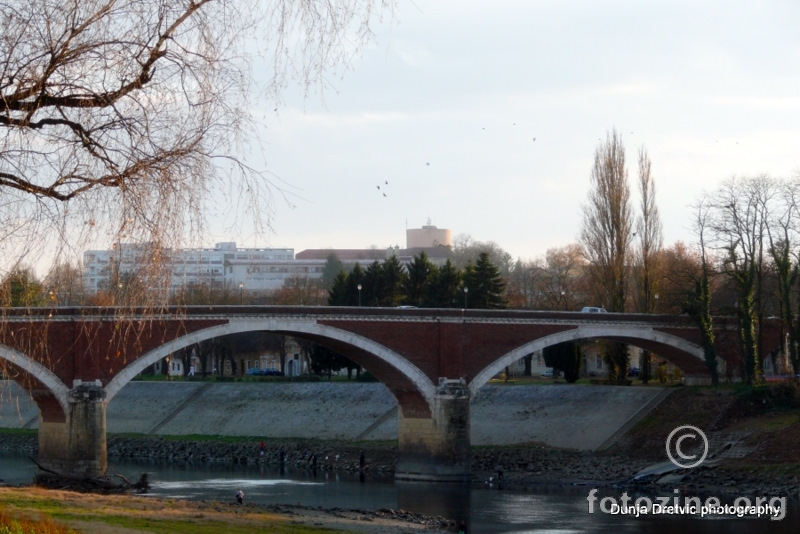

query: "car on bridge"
(580, 306), (607, 313)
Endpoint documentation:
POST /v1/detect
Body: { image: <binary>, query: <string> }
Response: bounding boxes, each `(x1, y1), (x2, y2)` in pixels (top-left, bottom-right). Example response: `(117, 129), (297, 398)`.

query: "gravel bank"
(2, 433), (796, 500)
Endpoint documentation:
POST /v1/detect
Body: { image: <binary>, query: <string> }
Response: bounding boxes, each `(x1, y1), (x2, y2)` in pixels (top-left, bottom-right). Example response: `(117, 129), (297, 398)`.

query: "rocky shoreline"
(2, 433), (797, 501)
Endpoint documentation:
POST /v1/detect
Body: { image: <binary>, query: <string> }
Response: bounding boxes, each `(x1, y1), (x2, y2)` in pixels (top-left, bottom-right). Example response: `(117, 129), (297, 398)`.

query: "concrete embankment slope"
(0, 380), (670, 450)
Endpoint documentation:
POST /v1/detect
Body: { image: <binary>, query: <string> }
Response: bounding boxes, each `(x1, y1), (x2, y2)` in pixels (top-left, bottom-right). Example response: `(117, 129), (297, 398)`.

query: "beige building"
(406, 221), (452, 248)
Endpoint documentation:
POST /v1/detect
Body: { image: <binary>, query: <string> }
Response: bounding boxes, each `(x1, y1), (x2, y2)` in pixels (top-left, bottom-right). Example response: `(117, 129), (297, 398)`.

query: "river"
(1, 455), (796, 533)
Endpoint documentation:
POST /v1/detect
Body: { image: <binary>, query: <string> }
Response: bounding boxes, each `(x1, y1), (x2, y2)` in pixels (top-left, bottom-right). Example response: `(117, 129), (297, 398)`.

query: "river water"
(1, 455), (796, 533)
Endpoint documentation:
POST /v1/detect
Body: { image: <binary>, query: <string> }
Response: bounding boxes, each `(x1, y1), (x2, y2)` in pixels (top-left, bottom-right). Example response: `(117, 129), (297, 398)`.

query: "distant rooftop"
(296, 246), (452, 262)
(295, 249), (388, 261)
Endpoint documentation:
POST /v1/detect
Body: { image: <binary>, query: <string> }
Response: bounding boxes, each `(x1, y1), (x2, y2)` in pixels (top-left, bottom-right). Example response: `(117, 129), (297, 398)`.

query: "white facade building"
(82, 242), (323, 294)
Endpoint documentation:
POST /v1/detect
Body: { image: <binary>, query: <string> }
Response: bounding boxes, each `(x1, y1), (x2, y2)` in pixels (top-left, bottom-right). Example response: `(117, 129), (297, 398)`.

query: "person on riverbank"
(458, 520), (467, 534)
(359, 452), (365, 470)
(236, 489), (244, 504)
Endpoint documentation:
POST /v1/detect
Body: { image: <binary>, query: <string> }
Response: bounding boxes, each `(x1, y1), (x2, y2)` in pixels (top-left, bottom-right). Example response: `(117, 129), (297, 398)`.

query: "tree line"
(327, 252), (507, 309)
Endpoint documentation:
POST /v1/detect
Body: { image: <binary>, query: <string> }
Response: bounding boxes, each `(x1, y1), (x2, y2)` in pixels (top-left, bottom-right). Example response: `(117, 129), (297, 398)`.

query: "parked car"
(581, 306), (607, 313)
(628, 367), (640, 377)
(246, 368), (283, 376)
(541, 368), (554, 378)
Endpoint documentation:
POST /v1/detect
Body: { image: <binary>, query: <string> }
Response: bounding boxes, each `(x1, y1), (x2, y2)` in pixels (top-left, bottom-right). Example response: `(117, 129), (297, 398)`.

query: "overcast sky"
(210, 0), (800, 262)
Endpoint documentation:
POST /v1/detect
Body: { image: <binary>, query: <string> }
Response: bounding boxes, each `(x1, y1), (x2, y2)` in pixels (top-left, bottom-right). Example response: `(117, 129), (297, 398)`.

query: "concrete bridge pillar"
(395, 378), (471, 482)
(38, 381), (108, 477)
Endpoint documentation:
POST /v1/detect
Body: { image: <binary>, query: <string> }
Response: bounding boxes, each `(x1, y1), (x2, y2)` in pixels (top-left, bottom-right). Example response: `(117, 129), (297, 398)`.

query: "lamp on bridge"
(357, 284), (362, 307)
(239, 282), (244, 305)
(463, 286), (468, 309)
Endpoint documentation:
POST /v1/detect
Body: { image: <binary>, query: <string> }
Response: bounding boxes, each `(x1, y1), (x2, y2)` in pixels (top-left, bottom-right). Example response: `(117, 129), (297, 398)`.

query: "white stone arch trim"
(469, 325), (705, 396)
(0, 343), (69, 413)
(105, 318), (437, 409)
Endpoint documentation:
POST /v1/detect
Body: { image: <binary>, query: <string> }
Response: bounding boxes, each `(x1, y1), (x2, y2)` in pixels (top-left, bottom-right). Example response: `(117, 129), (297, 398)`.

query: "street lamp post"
(463, 287), (469, 309)
(239, 282), (244, 305)
(357, 284), (362, 307)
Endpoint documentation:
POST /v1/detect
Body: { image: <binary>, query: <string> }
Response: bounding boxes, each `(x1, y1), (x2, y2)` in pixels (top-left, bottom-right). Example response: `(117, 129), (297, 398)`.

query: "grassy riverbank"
(0, 487), (447, 533)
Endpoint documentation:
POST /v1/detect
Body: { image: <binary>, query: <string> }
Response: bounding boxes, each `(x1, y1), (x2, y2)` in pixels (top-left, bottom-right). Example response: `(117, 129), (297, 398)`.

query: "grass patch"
(0, 506), (75, 534)
(0, 488), (343, 534)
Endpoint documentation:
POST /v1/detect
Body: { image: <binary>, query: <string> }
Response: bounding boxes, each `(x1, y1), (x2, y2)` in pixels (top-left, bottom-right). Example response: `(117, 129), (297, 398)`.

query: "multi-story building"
(82, 242), (309, 294)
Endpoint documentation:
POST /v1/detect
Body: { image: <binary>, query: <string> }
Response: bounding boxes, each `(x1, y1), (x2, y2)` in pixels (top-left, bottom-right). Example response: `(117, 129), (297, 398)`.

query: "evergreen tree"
(430, 259), (462, 307)
(403, 252), (436, 307)
(465, 252), (507, 309)
(543, 342), (581, 383)
(321, 254), (344, 291)
(327, 270), (349, 306)
(379, 255), (407, 306)
(361, 261), (382, 306)
(345, 263), (366, 306)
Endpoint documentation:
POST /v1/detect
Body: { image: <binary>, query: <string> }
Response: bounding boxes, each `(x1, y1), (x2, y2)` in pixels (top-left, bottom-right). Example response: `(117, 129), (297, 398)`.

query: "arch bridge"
(0, 306), (774, 481)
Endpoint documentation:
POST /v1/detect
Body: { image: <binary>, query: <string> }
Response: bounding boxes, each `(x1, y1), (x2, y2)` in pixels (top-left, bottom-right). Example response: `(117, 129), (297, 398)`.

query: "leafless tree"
(0, 0), (393, 297)
(43, 261), (86, 306)
(764, 177), (800, 374)
(687, 198), (720, 384)
(634, 147), (663, 313)
(451, 234), (513, 275)
(539, 244), (585, 311)
(579, 129), (633, 380)
(272, 276), (327, 305)
(506, 258), (544, 309)
(580, 128), (633, 313)
(631, 147), (663, 382)
(706, 176), (776, 384)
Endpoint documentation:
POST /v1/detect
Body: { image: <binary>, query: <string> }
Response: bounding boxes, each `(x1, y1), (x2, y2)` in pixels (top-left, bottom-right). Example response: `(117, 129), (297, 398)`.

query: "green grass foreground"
(0, 487), (342, 534)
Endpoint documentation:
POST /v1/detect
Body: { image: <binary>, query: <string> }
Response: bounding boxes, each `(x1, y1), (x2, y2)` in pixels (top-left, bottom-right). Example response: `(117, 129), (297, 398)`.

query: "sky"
(210, 0), (800, 263)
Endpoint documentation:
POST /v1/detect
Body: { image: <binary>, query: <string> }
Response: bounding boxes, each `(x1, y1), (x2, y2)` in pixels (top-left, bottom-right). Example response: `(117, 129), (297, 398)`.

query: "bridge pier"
(395, 378), (471, 482)
(38, 382), (108, 477)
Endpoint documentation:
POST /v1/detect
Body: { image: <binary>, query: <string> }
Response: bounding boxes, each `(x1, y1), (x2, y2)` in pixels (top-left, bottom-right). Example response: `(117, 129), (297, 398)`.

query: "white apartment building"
(82, 242), (322, 294)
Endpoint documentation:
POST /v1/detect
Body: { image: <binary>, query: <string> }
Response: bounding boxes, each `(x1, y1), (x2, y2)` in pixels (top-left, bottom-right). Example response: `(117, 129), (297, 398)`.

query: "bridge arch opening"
(469, 325), (711, 395)
(106, 318), (436, 416)
(0, 343), (70, 416)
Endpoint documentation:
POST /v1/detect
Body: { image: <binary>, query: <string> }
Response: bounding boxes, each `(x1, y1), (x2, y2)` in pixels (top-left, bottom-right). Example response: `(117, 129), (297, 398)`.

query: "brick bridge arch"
(0, 343), (70, 416)
(470, 324), (709, 395)
(106, 318), (437, 412)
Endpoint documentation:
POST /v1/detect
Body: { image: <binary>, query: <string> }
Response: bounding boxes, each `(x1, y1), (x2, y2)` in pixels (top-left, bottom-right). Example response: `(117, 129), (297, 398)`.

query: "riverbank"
(2, 429), (796, 502)
(0, 486), (453, 533)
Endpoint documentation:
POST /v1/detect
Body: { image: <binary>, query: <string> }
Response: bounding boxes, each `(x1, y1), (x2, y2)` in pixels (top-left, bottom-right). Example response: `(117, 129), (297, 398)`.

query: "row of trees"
(327, 252), (507, 309)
